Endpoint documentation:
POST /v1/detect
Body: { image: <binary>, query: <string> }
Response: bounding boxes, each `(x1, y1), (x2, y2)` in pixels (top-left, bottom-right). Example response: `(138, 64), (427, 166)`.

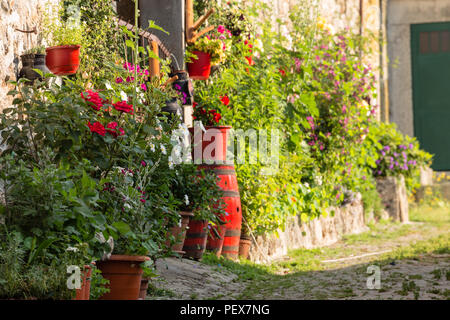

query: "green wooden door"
(411, 22), (450, 171)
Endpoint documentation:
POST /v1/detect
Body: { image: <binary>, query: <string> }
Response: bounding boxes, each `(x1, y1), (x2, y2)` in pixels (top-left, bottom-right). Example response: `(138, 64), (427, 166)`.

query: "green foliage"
(42, 1), (85, 47)
(191, 0), (432, 236)
(0, 228), (104, 299)
(171, 164), (227, 225)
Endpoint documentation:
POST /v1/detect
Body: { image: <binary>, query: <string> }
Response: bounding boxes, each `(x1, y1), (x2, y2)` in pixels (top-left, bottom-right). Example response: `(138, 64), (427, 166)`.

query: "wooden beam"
(185, 0), (214, 44)
(149, 41), (160, 77)
(192, 8), (215, 31)
(188, 25), (215, 45)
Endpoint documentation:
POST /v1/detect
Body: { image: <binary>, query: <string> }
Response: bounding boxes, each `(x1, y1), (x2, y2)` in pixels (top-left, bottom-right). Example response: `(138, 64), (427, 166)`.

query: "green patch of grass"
(409, 205), (450, 226)
(430, 269), (442, 280)
(409, 274), (423, 280)
(147, 282), (176, 298)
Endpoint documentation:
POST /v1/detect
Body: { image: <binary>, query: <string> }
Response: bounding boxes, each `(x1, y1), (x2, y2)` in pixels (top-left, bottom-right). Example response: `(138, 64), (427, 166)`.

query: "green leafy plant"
(42, 1), (85, 47)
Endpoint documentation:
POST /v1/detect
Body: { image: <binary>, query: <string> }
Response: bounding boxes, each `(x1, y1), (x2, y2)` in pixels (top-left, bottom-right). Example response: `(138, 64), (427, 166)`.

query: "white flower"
(184, 194), (190, 206)
(160, 145), (167, 155)
(120, 90), (127, 101)
(105, 81), (112, 90)
(150, 143), (156, 153)
(168, 156), (174, 169)
(66, 246), (78, 252)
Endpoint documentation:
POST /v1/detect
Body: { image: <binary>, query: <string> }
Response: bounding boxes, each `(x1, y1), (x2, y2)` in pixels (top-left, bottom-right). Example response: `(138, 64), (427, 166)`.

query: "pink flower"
(116, 77), (123, 84)
(141, 160), (146, 167)
(217, 25), (225, 34)
(141, 83), (147, 91)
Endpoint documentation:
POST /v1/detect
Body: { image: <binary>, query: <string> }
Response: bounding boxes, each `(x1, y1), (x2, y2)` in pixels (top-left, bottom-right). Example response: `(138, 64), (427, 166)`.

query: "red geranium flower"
(87, 121), (106, 136)
(279, 68), (286, 76)
(106, 122), (125, 137)
(113, 101), (134, 114)
(220, 96), (230, 106)
(213, 112), (222, 123)
(81, 90), (104, 111)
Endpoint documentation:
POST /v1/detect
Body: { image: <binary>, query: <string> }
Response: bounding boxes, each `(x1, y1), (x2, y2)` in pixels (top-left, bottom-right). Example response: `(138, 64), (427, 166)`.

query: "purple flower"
(375, 159), (381, 165)
(383, 146), (390, 151)
(116, 77), (123, 84)
(409, 143), (414, 150)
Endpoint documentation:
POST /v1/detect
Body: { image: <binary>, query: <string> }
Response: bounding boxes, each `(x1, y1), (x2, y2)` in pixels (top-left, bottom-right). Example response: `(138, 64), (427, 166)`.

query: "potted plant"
(182, 168), (227, 260)
(42, 4), (85, 76)
(185, 27), (231, 80)
(18, 46), (49, 83)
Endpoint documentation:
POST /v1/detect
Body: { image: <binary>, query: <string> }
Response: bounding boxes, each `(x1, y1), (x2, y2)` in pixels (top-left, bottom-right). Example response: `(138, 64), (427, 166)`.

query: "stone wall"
(376, 175), (409, 222)
(248, 196), (368, 263)
(0, 0), (59, 113)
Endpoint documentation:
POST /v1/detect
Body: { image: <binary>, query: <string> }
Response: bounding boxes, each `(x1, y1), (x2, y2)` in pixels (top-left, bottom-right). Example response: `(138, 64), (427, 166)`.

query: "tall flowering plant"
(192, 94), (231, 126)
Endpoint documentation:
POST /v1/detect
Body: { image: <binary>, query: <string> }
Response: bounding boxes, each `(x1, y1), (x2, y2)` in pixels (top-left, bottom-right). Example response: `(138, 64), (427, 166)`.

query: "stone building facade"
(0, 0), (59, 113)
(387, 0), (450, 171)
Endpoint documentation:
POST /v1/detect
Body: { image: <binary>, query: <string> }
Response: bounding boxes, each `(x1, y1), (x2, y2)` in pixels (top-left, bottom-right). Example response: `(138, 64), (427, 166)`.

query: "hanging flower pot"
(96, 254), (150, 300)
(165, 211), (194, 255)
(187, 51), (211, 80)
(45, 45), (81, 76)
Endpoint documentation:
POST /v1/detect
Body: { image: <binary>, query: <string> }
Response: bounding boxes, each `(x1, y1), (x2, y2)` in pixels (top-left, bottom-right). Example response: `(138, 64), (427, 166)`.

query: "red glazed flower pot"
(206, 224), (227, 257)
(187, 51), (211, 80)
(189, 125), (232, 163)
(96, 254), (150, 300)
(45, 45), (81, 76)
(183, 220), (209, 260)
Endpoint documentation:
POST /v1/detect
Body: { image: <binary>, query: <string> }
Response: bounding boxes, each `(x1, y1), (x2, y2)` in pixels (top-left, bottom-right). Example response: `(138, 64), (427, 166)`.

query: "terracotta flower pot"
(138, 278), (149, 300)
(74, 264), (93, 300)
(45, 45), (81, 76)
(96, 254), (150, 300)
(238, 235), (252, 260)
(165, 211), (194, 255)
(187, 50), (211, 80)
